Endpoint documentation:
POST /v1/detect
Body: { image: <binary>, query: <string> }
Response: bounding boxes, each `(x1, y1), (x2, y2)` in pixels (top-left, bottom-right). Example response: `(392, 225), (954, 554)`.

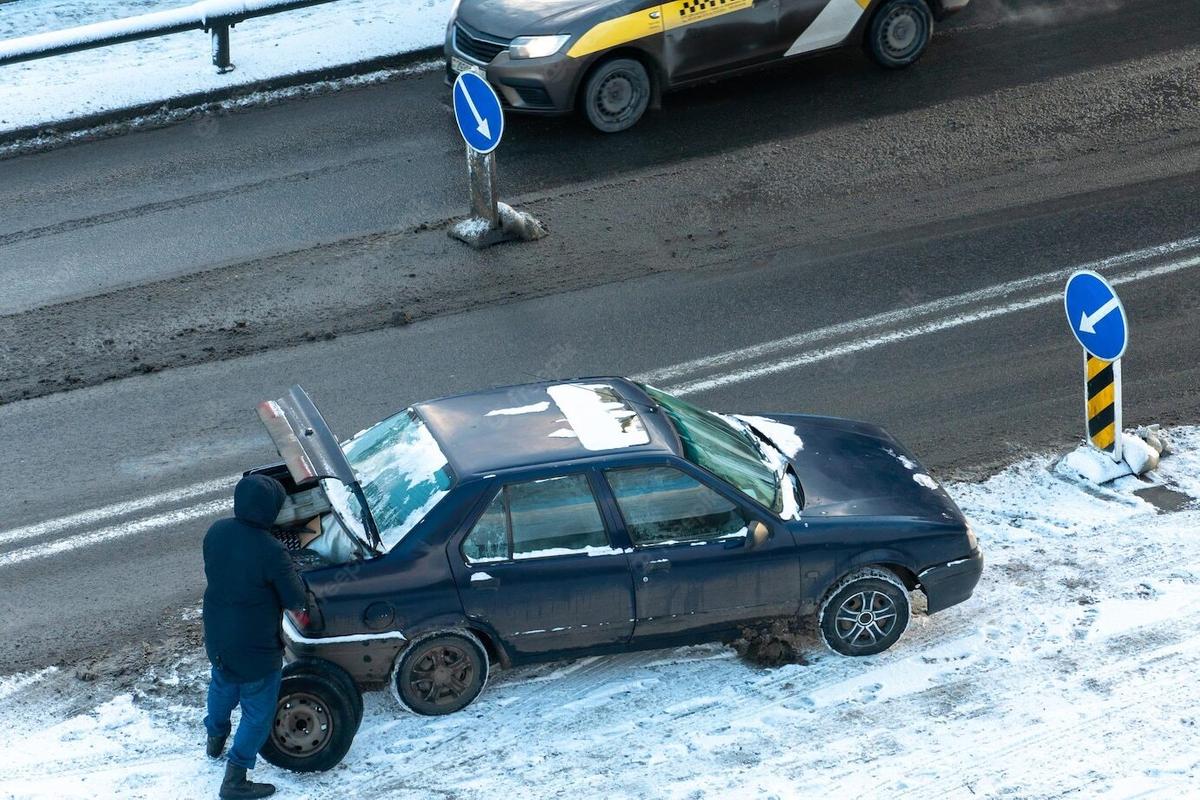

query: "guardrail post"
(211, 23), (233, 73)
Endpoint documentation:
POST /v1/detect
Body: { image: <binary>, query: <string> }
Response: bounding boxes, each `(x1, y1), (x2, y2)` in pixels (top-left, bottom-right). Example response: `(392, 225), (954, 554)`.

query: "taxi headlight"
(509, 34), (570, 59)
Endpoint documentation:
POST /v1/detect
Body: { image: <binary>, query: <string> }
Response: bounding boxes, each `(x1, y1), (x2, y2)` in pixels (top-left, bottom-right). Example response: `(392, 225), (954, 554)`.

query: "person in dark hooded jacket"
(203, 474), (306, 800)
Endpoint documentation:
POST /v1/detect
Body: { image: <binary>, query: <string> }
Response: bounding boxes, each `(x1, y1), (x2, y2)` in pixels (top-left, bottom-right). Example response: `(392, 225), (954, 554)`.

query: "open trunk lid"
(256, 385), (382, 549)
(257, 385), (356, 485)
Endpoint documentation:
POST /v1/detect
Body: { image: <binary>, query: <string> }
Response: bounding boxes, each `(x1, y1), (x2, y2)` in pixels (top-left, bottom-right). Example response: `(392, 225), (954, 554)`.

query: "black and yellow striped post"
(1085, 354), (1122, 461)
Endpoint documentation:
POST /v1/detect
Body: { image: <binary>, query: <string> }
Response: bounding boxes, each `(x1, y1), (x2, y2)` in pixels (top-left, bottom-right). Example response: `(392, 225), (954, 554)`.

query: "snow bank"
(0, 0), (454, 137)
(2, 429), (1198, 798)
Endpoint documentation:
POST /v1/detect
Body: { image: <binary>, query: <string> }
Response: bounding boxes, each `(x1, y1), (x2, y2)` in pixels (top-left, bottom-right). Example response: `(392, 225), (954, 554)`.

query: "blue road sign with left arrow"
(1064, 269), (1128, 361)
(453, 71), (504, 155)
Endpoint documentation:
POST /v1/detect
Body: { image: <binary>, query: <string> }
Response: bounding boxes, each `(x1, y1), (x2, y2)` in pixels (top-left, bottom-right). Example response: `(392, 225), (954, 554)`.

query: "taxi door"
(661, 0), (782, 83)
(777, 0), (870, 59)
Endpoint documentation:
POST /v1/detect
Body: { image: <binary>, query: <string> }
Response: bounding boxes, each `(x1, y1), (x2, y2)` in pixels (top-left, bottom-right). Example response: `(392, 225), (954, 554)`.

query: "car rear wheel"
(818, 567), (911, 656)
(581, 57), (651, 134)
(260, 670), (360, 773)
(865, 0), (933, 69)
(394, 631), (488, 716)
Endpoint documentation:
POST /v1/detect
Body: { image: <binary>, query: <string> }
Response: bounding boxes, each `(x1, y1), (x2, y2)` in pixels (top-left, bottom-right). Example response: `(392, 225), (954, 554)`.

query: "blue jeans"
(204, 666), (282, 770)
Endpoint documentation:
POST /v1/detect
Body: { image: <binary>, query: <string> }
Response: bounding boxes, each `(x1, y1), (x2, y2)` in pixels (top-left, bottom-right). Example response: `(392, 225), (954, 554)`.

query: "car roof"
(412, 377), (679, 478)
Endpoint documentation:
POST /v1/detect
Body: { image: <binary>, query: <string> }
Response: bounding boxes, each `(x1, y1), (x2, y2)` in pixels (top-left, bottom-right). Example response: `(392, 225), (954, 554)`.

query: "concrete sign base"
(450, 201), (548, 249)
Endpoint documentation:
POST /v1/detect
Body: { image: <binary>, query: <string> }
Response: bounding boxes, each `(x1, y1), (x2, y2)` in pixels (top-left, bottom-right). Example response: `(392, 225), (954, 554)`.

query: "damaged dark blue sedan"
(252, 378), (982, 771)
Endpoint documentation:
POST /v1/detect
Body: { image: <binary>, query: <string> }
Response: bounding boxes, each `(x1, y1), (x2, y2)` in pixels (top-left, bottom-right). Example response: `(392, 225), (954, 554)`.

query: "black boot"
(206, 733), (228, 759)
(219, 764), (275, 799)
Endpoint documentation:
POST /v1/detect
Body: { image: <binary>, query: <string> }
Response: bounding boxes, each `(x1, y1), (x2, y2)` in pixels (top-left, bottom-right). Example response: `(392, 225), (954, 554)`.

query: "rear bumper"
(919, 548), (983, 614)
(282, 615), (407, 688)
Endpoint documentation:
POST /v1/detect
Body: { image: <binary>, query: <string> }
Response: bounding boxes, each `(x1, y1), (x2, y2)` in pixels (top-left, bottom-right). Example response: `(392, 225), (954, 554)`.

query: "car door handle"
(469, 570), (499, 589)
(643, 558), (671, 574)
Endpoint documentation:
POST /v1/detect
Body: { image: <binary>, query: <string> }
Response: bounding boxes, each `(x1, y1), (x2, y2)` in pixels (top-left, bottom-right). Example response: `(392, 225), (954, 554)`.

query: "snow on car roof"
(412, 377), (672, 477)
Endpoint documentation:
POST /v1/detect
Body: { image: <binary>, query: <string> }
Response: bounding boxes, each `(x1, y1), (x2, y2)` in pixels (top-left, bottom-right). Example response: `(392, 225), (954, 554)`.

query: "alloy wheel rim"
(407, 644), (474, 706)
(882, 9), (921, 57)
(834, 590), (898, 647)
(271, 692), (333, 756)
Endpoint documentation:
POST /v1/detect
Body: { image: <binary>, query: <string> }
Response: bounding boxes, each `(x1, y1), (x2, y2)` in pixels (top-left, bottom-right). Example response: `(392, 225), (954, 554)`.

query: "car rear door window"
(606, 466), (748, 546)
(461, 475), (610, 562)
(462, 491), (508, 563)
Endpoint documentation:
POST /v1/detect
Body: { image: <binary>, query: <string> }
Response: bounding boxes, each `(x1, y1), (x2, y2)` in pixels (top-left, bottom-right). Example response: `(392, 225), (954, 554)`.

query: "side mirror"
(747, 521), (770, 550)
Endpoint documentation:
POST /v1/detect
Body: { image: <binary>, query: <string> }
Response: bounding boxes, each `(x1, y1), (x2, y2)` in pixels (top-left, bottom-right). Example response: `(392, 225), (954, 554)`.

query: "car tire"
(259, 670), (360, 773)
(284, 658), (364, 728)
(865, 0), (933, 69)
(393, 630), (489, 716)
(818, 567), (911, 656)
(581, 57), (652, 134)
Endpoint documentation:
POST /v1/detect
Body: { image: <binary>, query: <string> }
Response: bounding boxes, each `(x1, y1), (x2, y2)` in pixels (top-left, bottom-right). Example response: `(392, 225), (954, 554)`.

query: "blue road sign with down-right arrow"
(452, 70), (504, 155)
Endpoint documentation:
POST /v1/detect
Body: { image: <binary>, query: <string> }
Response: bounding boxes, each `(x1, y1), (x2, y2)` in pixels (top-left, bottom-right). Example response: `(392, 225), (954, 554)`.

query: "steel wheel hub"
(598, 75), (635, 117)
(835, 590), (898, 647)
(883, 10), (920, 55)
(272, 692), (333, 756)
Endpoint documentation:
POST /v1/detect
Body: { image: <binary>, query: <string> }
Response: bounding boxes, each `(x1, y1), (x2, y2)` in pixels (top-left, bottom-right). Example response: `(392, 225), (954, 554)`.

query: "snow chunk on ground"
(1060, 444), (1134, 484)
(1120, 431), (1160, 474)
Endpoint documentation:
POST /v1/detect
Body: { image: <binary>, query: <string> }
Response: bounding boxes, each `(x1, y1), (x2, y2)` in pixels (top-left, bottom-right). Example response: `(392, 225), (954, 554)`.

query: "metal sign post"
(467, 148), (500, 230)
(449, 69), (545, 248)
(1064, 270), (1129, 462)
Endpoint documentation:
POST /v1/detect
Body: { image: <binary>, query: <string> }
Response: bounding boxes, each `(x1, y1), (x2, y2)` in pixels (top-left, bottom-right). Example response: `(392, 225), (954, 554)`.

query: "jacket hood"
(233, 474), (286, 529)
(742, 413), (966, 523)
(458, 0), (644, 40)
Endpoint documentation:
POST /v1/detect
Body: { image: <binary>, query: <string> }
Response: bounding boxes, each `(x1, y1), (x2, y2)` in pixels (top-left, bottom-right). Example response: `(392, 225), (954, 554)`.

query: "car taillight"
(287, 592), (324, 633)
(287, 608), (311, 629)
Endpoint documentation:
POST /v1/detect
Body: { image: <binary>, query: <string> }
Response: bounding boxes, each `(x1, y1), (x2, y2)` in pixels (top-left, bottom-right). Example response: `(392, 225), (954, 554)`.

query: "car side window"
(461, 474), (609, 563)
(606, 466), (748, 547)
(462, 491), (508, 563)
(509, 475), (608, 558)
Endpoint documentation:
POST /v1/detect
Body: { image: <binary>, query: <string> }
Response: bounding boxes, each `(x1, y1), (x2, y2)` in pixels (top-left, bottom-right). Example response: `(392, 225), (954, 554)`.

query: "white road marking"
(638, 235), (1200, 384)
(2, 237), (1198, 568)
(0, 475), (235, 549)
(0, 498), (230, 569)
(662, 254), (1200, 396)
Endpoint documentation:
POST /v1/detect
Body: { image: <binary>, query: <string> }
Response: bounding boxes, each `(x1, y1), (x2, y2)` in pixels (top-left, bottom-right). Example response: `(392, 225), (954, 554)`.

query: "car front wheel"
(394, 631), (488, 716)
(865, 0), (933, 69)
(818, 567), (911, 656)
(581, 57), (652, 134)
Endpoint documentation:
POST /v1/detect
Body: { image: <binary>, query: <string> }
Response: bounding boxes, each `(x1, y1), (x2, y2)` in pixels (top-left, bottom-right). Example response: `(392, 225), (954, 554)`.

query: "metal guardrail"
(0, 0), (344, 73)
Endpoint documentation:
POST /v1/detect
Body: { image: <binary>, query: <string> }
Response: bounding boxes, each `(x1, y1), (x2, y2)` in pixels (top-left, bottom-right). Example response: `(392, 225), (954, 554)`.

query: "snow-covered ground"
(2, 430), (1198, 799)
(0, 0), (452, 137)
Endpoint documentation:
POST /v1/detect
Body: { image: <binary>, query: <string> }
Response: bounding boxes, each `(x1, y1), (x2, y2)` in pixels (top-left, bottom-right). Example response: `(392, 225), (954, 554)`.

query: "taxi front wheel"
(581, 58), (651, 134)
(866, 0), (933, 69)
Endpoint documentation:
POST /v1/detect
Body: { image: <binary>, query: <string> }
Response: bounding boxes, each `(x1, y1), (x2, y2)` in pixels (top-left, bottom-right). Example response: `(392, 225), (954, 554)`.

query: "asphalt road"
(3, 167), (1199, 672)
(2, 0), (1199, 675)
(1, 0), (1198, 313)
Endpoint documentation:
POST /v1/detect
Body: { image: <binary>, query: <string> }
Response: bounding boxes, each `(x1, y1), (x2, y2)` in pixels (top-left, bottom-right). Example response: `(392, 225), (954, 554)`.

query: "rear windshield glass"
(338, 408), (453, 550)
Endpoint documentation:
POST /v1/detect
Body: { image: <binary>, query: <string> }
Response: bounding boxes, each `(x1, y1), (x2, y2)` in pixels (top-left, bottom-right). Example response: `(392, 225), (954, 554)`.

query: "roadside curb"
(0, 45), (442, 149)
